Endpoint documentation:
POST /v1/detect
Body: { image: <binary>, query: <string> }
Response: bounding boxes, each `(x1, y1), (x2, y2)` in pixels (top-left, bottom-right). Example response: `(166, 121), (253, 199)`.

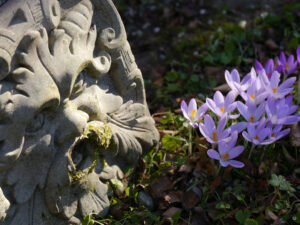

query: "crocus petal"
(214, 91), (225, 106)
(265, 59), (274, 74)
(199, 123), (211, 140)
(242, 131), (252, 142)
(206, 98), (219, 114)
(278, 115), (300, 125)
(188, 98), (197, 116)
(194, 103), (208, 121)
(285, 95), (293, 106)
(276, 128), (290, 140)
(220, 160), (230, 167)
(297, 46), (300, 63)
(207, 149), (220, 160)
(270, 71), (280, 88)
(280, 52), (286, 64)
(255, 60), (263, 74)
(279, 77), (296, 90)
(228, 160), (244, 168)
(181, 100), (189, 120)
(237, 101), (249, 120)
(254, 101), (266, 121)
(258, 128), (271, 141)
(204, 115), (216, 134)
(289, 105), (298, 114)
(227, 102), (237, 113)
(217, 116), (227, 134)
(229, 122), (247, 133)
(229, 114), (240, 119)
(227, 146), (244, 160)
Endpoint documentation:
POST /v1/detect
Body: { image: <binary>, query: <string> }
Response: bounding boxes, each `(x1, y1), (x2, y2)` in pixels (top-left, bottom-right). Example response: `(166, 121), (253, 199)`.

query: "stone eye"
(71, 71), (86, 99)
(25, 112), (45, 134)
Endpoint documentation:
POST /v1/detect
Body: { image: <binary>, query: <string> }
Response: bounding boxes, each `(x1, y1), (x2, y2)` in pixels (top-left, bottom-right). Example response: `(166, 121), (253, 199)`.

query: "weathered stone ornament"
(0, 0), (159, 224)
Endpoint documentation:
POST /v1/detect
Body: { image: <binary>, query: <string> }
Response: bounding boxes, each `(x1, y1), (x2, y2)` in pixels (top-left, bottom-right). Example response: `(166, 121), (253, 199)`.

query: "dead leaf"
(182, 191), (200, 209)
(150, 176), (173, 198)
(213, 83), (231, 92)
(265, 39), (279, 51)
(209, 176), (222, 193)
(163, 207), (181, 218)
(266, 209), (278, 221)
(164, 191), (183, 204)
(205, 67), (225, 85)
(178, 164), (192, 173)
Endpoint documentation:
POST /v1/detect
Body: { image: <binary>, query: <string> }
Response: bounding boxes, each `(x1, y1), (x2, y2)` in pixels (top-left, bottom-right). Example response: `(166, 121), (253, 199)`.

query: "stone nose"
(55, 86), (102, 146)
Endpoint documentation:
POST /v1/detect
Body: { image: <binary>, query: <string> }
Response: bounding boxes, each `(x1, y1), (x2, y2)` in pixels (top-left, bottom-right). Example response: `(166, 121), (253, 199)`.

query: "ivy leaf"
(235, 210), (251, 224)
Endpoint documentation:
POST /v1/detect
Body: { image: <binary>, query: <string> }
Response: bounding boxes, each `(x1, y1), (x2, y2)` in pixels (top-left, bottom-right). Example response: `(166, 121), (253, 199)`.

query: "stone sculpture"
(0, 0), (159, 224)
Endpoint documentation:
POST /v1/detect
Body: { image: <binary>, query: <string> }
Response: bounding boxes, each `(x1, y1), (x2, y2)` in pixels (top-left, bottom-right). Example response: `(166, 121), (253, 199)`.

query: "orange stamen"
(191, 109), (197, 119)
(250, 115), (255, 122)
(272, 88), (277, 93)
(286, 63), (289, 72)
(220, 107), (225, 113)
(212, 132), (217, 141)
(254, 135), (259, 140)
(271, 132), (275, 137)
(250, 94), (255, 99)
(222, 152), (230, 161)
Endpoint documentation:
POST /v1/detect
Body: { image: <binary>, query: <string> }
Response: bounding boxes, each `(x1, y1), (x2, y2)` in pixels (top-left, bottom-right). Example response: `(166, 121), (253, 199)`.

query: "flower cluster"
(181, 48), (300, 168)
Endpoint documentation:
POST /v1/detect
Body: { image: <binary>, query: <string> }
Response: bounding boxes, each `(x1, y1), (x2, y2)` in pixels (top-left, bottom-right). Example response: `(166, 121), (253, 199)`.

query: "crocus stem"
(188, 126), (192, 156)
(248, 144), (255, 159)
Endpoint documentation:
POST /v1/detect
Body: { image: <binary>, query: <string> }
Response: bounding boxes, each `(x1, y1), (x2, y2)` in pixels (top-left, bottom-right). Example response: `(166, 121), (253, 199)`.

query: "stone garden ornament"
(0, 0), (159, 224)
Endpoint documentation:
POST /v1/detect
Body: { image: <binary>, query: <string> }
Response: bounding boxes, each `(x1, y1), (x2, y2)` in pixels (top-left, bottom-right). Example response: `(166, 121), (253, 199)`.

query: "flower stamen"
(222, 152), (230, 161)
(272, 88), (277, 93)
(285, 63), (289, 72)
(250, 115), (255, 122)
(191, 109), (197, 119)
(250, 94), (255, 99)
(254, 135), (259, 140)
(220, 107), (225, 113)
(271, 132), (275, 137)
(212, 132), (217, 141)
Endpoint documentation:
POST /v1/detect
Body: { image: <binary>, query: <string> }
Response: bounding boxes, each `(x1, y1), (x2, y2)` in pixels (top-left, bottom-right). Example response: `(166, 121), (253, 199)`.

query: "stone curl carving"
(0, 0), (159, 224)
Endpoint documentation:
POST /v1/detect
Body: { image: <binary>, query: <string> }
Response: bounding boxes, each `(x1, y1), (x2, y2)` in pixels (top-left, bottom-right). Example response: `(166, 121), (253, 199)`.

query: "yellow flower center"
(212, 132), (217, 141)
(191, 109), (197, 119)
(220, 107), (225, 113)
(250, 115), (255, 122)
(286, 63), (289, 71)
(272, 88), (277, 93)
(222, 152), (230, 161)
(250, 94), (255, 99)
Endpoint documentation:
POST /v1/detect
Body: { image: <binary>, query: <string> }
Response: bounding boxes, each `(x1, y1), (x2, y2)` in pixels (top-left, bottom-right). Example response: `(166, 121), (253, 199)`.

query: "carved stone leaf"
(109, 101), (159, 164)
(6, 134), (55, 204)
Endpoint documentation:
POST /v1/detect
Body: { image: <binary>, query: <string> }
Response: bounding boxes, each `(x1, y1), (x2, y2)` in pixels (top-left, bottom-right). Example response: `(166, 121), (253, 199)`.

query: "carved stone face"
(0, 0), (159, 224)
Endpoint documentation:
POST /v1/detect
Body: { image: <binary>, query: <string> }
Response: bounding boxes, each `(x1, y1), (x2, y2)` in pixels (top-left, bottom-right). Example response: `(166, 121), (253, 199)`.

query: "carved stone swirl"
(0, 0), (159, 224)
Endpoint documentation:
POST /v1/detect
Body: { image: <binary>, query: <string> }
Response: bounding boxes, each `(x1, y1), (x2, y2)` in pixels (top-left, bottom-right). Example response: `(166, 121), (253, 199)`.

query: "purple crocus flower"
(255, 59), (275, 80)
(237, 100), (266, 123)
(297, 46), (300, 64)
(242, 117), (271, 145)
(276, 52), (298, 75)
(266, 96), (300, 125)
(181, 98), (208, 127)
(207, 131), (244, 168)
(265, 122), (290, 144)
(225, 69), (253, 95)
(199, 115), (230, 144)
(206, 90), (239, 119)
(260, 70), (296, 99)
(240, 68), (268, 104)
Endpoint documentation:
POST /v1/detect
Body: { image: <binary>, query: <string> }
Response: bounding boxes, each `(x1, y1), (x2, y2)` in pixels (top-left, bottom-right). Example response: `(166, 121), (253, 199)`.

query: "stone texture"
(0, 0), (159, 224)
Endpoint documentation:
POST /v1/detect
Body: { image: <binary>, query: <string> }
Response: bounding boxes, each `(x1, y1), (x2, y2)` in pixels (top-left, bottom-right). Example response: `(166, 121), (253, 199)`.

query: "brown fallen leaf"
(178, 164), (193, 173)
(266, 209), (278, 221)
(213, 83), (231, 92)
(164, 191), (183, 204)
(182, 191), (200, 209)
(150, 176), (173, 199)
(209, 176), (222, 193)
(265, 39), (279, 51)
(163, 207), (181, 218)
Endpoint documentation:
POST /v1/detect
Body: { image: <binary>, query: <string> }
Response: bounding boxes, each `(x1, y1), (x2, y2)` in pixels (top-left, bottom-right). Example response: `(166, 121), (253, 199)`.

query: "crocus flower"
(297, 46), (300, 64)
(260, 70), (295, 99)
(181, 98), (208, 128)
(199, 115), (230, 144)
(207, 131), (244, 168)
(240, 68), (268, 104)
(276, 52), (297, 75)
(225, 69), (253, 95)
(206, 90), (239, 119)
(242, 117), (271, 145)
(255, 59), (275, 80)
(266, 96), (300, 125)
(265, 122), (290, 144)
(237, 100), (266, 123)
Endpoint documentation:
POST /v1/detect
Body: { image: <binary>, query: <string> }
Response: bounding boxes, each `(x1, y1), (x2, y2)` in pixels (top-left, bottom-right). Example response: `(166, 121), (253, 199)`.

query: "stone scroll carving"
(0, 0), (159, 224)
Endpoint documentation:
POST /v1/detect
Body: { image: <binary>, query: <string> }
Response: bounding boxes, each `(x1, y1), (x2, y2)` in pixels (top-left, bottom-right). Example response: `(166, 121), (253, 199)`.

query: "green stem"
(248, 143), (255, 159)
(188, 126), (193, 156)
